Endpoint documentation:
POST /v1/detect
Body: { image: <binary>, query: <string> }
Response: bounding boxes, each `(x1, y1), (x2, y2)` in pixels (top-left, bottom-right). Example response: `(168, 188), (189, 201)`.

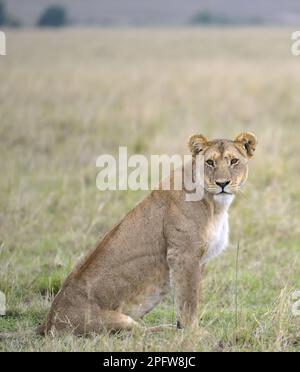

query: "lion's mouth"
(218, 191), (233, 195)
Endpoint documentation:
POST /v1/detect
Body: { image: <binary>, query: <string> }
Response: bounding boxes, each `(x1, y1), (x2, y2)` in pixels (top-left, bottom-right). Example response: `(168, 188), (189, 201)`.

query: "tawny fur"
(38, 132), (257, 336)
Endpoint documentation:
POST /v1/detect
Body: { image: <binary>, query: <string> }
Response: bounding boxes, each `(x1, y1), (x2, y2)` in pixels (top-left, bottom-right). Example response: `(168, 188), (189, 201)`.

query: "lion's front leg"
(167, 247), (202, 329)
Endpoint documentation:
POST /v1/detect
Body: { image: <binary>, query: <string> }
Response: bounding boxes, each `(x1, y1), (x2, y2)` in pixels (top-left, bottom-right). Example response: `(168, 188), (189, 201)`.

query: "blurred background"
(2, 0), (300, 27)
(0, 0), (300, 352)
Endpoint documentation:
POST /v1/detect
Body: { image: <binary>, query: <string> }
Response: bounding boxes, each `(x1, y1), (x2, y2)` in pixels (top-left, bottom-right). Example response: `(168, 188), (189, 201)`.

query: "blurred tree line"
(0, 0), (21, 27)
(37, 5), (68, 27)
(0, 2), (263, 28)
(189, 10), (263, 26)
(0, 1), (68, 28)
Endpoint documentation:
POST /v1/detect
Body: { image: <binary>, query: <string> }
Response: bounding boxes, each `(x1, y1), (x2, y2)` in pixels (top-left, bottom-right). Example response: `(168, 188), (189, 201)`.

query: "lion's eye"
(206, 159), (215, 167)
(231, 158), (239, 165)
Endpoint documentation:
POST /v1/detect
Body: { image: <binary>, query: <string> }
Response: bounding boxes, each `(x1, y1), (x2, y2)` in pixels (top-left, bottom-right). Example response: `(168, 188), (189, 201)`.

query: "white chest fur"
(202, 194), (234, 264)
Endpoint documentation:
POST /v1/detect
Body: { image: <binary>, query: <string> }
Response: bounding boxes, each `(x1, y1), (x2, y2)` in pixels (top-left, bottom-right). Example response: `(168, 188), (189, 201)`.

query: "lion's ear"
(188, 134), (209, 155)
(234, 132), (257, 159)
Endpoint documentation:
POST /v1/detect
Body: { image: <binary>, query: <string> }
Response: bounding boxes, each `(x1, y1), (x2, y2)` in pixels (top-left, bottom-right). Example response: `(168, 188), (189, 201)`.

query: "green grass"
(0, 27), (300, 351)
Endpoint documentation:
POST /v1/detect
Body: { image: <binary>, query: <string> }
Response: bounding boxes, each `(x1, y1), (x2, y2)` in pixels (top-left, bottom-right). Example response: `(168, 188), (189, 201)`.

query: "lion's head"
(188, 132), (257, 196)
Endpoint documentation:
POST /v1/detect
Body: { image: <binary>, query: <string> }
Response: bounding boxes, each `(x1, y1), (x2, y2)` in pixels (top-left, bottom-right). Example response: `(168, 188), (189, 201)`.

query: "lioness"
(38, 132), (257, 335)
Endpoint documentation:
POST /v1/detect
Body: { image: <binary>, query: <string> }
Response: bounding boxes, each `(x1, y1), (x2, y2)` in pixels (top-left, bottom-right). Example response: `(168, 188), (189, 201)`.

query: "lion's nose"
(216, 181), (230, 190)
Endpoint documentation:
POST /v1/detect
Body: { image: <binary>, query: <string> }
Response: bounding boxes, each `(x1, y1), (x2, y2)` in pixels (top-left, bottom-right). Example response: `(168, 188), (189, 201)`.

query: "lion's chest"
(202, 212), (229, 264)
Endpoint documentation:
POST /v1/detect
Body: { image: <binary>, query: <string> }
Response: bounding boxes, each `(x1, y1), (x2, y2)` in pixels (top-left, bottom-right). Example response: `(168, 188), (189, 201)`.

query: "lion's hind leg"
(74, 307), (141, 335)
(94, 309), (140, 333)
(45, 304), (141, 336)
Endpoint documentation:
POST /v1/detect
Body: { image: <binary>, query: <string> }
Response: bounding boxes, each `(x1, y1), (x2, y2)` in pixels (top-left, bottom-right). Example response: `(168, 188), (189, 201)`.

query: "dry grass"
(0, 27), (300, 351)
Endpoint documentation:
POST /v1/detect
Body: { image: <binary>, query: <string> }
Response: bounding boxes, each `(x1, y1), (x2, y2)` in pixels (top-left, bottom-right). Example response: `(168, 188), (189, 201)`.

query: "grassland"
(0, 28), (300, 352)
